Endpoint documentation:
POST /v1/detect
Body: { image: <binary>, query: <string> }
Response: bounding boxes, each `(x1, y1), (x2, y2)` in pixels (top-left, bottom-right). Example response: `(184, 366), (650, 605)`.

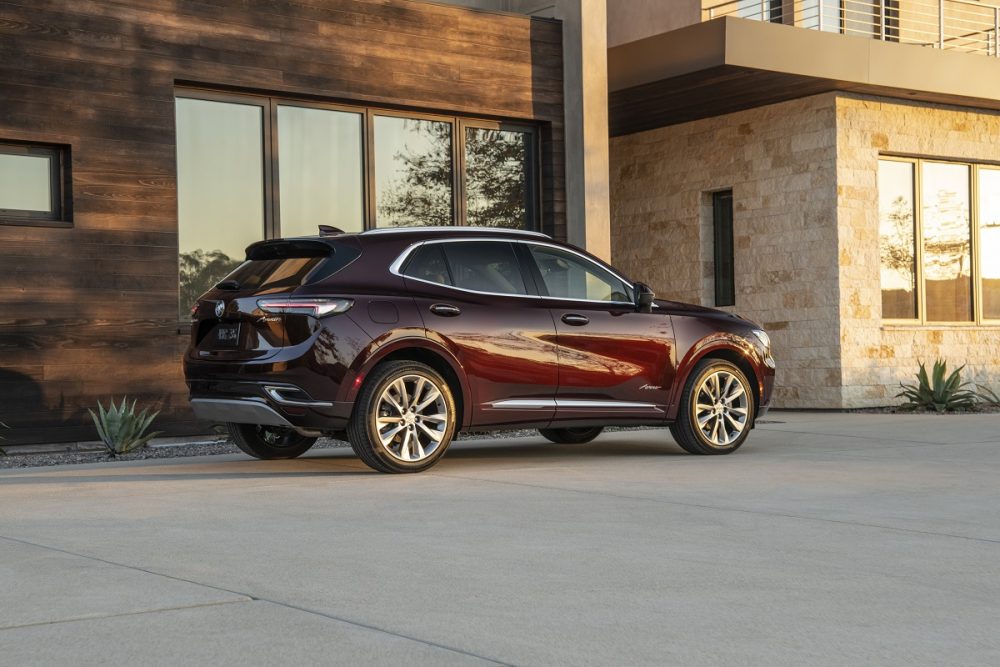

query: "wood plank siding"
(0, 0), (565, 445)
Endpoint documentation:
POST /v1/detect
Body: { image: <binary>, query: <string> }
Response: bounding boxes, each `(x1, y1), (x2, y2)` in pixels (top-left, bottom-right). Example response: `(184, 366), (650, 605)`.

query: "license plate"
(214, 323), (240, 347)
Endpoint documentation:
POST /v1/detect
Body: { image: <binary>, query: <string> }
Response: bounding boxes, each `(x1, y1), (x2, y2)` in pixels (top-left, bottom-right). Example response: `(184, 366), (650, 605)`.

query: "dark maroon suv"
(185, 227), (774, 473)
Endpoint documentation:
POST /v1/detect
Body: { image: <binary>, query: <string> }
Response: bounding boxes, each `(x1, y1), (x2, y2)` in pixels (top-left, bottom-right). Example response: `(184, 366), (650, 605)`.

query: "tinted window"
(374, 116), (453, 227)
(403, 244), (452, 286)
(465, 127), (533, 229)
(221, 240), (360, 294)
(922, 162), (972, 322)
(529, 245), (631, 302)
(441, 242), (526, 295)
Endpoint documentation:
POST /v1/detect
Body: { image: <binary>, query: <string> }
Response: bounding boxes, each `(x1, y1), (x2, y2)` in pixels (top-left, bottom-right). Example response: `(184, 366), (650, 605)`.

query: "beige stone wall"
(835, 94), (1000, 407)
(610, 94), (842, 407)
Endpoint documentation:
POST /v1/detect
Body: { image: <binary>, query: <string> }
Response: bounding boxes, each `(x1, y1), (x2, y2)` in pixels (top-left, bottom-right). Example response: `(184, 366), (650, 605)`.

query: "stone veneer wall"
(836, 94), (1000, 407)
(610, 94), (841, 408)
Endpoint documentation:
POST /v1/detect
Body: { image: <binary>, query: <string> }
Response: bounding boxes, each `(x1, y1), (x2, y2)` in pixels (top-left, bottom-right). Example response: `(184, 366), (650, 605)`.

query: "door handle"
(561, 313), (589, 326)
(429, 303), (462, 317)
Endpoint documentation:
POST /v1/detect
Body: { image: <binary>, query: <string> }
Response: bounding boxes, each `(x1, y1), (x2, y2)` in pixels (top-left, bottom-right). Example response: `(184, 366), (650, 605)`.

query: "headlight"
(751, 329), (771, 354)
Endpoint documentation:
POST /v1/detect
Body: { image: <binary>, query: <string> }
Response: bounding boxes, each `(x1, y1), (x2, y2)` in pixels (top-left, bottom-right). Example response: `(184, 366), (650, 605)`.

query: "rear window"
(222, 239), (361, 292)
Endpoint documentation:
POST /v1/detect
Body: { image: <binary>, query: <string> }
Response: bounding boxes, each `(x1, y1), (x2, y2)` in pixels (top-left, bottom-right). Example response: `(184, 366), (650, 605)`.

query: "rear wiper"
(216, 279), (241, 291)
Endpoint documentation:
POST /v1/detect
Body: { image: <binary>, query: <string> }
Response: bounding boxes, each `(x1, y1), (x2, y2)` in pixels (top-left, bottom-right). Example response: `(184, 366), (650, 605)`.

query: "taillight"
(257, 298), (353, 317)
(190, 303), (199, 318)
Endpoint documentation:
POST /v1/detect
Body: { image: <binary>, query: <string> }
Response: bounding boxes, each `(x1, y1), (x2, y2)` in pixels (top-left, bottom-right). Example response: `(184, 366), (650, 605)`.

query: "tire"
(669, 359), (755, 455)
(539, 426), (604, 444)
(347, 361), (457, 473)
(227, 423), (317, 460)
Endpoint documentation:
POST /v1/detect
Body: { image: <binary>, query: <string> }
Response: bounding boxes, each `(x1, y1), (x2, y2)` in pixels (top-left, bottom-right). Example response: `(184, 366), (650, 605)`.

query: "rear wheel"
(539, 426), (604, 444)
(227, 423), (317, 460)
(347, 361), (457, 473)
(669, 359), (755, 455)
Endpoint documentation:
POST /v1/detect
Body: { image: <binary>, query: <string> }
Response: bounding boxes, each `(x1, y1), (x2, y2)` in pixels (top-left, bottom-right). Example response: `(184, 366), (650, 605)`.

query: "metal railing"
(703, 0), (1000, 57)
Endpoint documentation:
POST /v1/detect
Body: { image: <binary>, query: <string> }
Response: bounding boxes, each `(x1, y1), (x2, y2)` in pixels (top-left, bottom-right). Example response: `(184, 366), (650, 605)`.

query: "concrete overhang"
(609, 16), (1000, 136)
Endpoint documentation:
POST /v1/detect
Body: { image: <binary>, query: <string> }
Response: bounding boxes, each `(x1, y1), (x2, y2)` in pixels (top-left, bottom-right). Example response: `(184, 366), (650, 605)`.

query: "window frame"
(0, 141), (71, 227)
(522, 241), (636, 306)
(878, 155), (997, 326)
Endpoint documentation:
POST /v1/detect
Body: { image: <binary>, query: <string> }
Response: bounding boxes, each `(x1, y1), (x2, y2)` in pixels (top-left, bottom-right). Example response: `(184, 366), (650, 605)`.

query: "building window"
(174, 90), (540, 319)
(712, 190), (735, 307)
(464, 124), (536, 229)
(878, 157), (998, 324)
(0, 142), (70, 225)
(374, 115), (454, 227)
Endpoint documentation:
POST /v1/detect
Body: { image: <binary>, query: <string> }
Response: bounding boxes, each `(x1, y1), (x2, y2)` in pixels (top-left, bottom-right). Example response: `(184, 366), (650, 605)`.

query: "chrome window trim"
(390, 237), (639, 306)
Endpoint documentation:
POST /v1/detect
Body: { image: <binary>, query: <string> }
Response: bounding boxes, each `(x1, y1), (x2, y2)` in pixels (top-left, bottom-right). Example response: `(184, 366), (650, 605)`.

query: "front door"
(522, 242), (675, 421)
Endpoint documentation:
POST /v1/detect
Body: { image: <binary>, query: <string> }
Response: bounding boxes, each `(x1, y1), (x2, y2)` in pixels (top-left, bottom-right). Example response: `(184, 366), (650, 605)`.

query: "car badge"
(214, 301), (226, 318)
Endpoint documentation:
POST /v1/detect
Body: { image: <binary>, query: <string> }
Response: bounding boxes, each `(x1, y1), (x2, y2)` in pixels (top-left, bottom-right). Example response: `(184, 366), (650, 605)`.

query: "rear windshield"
(221, 239), (361, 293)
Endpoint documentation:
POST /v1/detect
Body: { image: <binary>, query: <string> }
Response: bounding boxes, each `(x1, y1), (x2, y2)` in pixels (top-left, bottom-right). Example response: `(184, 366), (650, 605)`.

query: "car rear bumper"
(187, 379), (353, 432)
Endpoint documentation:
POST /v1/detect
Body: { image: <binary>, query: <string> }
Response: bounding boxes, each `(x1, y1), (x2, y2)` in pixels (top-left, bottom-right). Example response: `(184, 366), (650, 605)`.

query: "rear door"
(189, 238), (359, 362)
(522, 242), (676, 420)
(400, 239), (559, 427)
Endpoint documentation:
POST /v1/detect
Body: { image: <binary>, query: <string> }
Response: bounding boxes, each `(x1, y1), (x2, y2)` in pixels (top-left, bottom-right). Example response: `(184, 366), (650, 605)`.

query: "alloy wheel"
(693, 369), (749, 448)
(374, 373), (449, 463)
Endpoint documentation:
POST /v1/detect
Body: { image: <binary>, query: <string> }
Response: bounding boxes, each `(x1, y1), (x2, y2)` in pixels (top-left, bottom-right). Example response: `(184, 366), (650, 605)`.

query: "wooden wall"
(0, 0), (565, 445)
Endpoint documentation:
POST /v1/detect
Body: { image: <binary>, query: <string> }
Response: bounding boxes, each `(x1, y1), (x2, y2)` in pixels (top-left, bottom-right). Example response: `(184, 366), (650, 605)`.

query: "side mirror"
(635, 282), (655, 313)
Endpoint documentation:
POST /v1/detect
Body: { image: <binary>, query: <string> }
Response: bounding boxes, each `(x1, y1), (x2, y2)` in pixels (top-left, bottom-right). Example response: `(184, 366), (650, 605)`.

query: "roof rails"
(359, 226), (550, 239)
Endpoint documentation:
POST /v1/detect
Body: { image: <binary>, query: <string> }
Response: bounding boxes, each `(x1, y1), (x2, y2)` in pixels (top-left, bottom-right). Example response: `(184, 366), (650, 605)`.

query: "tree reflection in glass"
(374, 116), (453, 227)
(878, 160), (917, 319)
(922, 162), (971, 322)
(465, 127), (530, 229)
(980, 168), (1000, 319)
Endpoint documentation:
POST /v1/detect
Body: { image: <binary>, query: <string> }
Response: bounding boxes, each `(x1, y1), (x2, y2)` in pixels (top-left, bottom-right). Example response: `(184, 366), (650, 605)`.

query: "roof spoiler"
(245, 238), (334, 261)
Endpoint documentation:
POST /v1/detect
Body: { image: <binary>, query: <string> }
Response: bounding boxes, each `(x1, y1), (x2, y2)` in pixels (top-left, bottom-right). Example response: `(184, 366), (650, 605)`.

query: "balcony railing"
(703, 0), (1000, 57)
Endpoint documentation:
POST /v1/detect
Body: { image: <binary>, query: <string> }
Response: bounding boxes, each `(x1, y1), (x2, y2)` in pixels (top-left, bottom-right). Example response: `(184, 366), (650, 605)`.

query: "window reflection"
(878, 160), (917, 319)
(374, 116), (453, 227)
(922, 162), (972, 322)
(176, 97), (265, 319)
(465, 127), (531, 229)
(980, 169), (1000, 319)
(277, 106), (364, 237)
(0, 153), (51, 212)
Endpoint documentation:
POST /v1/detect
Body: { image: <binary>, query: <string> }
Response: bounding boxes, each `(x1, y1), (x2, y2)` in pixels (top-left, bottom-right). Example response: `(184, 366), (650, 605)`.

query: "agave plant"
(977, 384), (1000, 407)
(88, 398), (162, 457)
(897, 360), (979, 413)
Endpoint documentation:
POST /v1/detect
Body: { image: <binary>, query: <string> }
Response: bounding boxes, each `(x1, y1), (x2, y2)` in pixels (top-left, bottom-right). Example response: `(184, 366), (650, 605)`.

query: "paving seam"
(424, 472), (1000, 545)
(0, 533), (511, 666)
(0, 598), (249, 632)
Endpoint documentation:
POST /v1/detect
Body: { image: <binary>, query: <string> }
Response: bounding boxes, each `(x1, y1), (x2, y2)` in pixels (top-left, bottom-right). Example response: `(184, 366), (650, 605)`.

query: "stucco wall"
(836, 94), (1000, 406)
(610, 94), (841, 408)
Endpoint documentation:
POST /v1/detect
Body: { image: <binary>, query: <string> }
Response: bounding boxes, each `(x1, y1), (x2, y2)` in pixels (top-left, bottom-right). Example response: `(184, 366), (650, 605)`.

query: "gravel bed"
(0, 427), (661, 470)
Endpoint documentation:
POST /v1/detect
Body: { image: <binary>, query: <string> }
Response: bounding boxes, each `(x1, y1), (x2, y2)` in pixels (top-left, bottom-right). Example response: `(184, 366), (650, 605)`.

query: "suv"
(185, 227), (774, 473)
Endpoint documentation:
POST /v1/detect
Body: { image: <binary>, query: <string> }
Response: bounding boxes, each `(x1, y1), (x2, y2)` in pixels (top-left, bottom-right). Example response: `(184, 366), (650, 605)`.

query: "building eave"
(609, 16), (1000, 136)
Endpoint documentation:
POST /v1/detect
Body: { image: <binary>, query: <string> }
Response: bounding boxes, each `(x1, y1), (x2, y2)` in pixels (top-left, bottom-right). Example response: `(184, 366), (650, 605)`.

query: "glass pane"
(374, 116), (453, 227)
(0, 152), (52, 212)
(529, 245), (631, 302)
(980, 168), (1000, 319)
(277, 105), (364, 237)
(176, 97), (265, 319)
(922, 162), (972, 322)
(465, 127), (531, 229)
(403, 244), (452, 286)
(442, 242), (526, 295)
(878, 160), (917, 319)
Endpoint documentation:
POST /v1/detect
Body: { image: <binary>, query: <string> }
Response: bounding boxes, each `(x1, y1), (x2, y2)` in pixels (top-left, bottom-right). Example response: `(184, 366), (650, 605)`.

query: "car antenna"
(318, 225), (345, 237)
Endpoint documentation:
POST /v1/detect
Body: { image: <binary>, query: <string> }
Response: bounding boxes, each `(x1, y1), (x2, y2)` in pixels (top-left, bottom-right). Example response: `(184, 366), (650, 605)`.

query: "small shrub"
(88, 398), (162, 457)
(897, 360), (978, 413)
(977, 384), (1000, 407)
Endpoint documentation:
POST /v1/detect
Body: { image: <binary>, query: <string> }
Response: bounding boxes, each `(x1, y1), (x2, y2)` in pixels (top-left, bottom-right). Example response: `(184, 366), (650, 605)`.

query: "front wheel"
(539, 426), (604, 444)
(347, 361), (457, 473)
(669, 359), (755, 455)
(228, 423), (317, 460)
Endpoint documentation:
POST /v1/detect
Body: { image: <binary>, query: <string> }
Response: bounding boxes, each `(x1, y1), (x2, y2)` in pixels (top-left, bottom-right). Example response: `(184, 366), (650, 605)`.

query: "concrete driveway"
(1, 412), (998, 666)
